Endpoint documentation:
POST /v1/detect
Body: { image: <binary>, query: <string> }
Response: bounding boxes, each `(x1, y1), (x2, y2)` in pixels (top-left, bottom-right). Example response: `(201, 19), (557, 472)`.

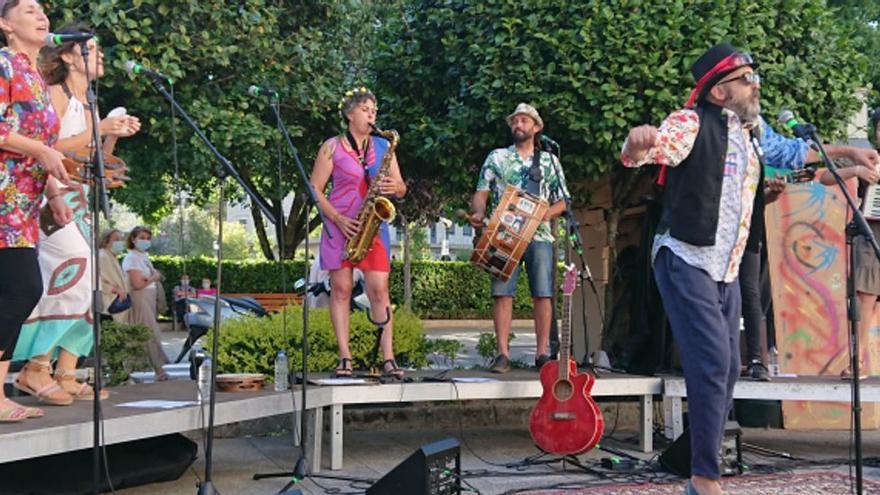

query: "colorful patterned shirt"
(0, 47), (59, 249)
(621, 109), (761, 282)
(477, 146), (570, 242)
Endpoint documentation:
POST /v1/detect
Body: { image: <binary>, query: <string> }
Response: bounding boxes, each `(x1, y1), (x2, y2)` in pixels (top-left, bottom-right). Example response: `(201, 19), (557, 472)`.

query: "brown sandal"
(381, 359), (404, 380)
(14, 360), (73, 406)
(333, 358), (353, 378)
(55, 368), (109, 400)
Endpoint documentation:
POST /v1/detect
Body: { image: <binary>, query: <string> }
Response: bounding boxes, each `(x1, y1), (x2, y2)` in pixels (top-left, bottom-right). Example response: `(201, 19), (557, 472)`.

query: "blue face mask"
(111, 240), (125, 254)
(135, 239), (151, 251)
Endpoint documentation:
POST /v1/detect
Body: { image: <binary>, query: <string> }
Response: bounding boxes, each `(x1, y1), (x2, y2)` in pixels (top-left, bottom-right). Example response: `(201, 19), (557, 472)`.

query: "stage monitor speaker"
(659, 420), (742, 478)
(0, 433), (197, 495)
(366, 437), (461, 495)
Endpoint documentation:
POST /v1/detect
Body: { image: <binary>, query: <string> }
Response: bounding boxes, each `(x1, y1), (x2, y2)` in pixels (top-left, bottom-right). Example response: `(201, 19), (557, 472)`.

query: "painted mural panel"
(765, 179), (879, 429)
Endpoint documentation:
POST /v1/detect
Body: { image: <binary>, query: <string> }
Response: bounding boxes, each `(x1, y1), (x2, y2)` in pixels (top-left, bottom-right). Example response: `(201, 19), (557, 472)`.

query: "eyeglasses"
(718, 71), (761, 86)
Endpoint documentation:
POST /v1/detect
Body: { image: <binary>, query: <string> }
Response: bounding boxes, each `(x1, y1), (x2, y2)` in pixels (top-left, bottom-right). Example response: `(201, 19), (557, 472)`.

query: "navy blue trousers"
(654, 247), (740, 479)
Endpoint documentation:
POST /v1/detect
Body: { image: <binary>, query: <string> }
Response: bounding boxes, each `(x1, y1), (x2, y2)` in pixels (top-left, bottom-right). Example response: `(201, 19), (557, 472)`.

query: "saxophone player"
(309, 87), (406, 379)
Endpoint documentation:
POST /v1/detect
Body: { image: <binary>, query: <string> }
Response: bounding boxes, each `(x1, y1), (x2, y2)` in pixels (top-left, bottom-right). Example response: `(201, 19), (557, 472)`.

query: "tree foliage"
(374, 0), (868, 208)
(46, 0), (380, 257)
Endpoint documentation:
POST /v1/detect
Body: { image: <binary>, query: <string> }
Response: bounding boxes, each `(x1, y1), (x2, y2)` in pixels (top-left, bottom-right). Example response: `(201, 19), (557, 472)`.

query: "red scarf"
(657, 53), (746, 185)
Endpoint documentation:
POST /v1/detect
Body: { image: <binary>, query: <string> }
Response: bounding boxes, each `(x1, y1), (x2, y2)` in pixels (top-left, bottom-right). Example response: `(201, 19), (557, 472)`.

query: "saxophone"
(343, 124), (399, 263)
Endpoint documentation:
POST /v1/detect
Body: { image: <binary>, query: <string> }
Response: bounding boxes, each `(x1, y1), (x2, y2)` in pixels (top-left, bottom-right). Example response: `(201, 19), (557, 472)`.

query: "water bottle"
(768, 346), (780, 377)
(198, 355), (212, 403)
(274, 350), (289, 392)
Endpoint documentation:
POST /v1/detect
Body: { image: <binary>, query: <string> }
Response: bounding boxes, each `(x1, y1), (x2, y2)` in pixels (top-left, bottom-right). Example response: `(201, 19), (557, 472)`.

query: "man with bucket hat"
(469, 103), (569, 374)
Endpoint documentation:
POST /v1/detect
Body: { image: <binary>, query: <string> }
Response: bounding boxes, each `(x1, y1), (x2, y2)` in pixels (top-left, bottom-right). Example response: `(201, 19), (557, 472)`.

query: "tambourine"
(62, 146), (130, 189)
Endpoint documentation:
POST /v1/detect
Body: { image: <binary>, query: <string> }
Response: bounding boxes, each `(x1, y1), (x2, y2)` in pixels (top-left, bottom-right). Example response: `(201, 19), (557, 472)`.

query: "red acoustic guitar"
(529, 264), (604, 455)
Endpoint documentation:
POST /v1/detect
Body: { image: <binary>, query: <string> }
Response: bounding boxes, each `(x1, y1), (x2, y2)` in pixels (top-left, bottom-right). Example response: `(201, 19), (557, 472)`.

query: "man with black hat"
(619, 42), (876, 495)
(470, 103), (569, 373)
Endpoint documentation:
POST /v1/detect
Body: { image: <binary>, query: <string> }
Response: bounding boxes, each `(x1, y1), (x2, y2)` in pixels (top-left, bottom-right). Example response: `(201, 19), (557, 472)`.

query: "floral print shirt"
(621, 108), (761, 282)
(0, 47), (59, 249)
(477, 146), (570, 242)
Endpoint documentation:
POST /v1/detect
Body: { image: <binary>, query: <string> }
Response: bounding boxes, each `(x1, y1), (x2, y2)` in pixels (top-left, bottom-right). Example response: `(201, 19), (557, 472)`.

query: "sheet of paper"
(117, 400), (199, 409)
(451, 377), (498, 383)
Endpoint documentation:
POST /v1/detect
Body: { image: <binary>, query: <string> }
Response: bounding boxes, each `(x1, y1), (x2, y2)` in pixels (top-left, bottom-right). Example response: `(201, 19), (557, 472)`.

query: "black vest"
(658, 102), (765, 247)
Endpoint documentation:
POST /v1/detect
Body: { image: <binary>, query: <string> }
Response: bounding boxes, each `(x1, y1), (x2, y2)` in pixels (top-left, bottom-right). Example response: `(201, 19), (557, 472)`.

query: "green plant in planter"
(101, 321), (153, 386)
(208, 306), (426, 379)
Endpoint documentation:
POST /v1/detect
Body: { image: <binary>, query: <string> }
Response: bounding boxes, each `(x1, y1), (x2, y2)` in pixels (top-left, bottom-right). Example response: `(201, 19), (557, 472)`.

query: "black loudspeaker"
(0, 433), (197, 494)
(659, 421), (742, 478)
(367, 437), (461, 495)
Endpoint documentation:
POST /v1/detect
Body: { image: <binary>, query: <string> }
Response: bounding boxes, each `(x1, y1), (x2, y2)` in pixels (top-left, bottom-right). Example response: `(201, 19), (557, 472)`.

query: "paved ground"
(115, 424), (880, 494)
(101, 322), (880, 494)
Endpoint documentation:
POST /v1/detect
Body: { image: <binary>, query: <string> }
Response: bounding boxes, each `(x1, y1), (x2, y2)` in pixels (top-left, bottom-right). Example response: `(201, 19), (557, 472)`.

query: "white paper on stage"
(309, 378), (375, 386)
(117, 400), (199, 409)
(451, 377), (498, 383)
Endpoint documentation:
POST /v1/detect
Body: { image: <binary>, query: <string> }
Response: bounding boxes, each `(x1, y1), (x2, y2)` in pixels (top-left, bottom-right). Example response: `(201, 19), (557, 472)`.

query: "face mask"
(202, 281), (211, 289)
(135, 239), (151, 251)
(110, 240), (125, 254)
(180, 279), (190, 286)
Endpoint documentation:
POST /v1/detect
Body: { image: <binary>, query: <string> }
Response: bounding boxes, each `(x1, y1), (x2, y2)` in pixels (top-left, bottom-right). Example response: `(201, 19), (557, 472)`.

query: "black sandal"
(381, 359), (404, 380)
(333, 358), (352, 378)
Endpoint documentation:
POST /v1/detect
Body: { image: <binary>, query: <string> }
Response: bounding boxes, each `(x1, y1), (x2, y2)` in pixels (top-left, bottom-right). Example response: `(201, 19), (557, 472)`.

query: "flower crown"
(337, 86), (375, 114)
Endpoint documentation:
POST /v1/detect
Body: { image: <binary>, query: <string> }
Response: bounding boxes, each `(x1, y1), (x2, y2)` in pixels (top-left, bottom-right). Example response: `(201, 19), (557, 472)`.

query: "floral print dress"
(0, 47), (60, 249)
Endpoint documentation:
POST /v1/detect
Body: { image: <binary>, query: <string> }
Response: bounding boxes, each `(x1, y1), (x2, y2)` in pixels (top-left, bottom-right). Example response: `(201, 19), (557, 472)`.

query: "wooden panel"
(765, 180), (880, 429)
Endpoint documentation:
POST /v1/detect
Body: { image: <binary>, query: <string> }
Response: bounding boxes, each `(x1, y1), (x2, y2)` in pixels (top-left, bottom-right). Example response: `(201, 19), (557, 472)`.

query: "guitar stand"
(514, 452), (601, 476)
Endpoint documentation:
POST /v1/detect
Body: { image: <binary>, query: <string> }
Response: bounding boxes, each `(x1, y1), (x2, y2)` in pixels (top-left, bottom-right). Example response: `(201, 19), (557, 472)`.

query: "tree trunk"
(251, 206), (276, 261)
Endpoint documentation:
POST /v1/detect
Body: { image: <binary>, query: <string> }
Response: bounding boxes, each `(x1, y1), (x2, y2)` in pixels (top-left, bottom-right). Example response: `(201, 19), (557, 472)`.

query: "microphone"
(777, 110), (815, 140)
(247, 85), (278, 98)
(44, 32), (94, 47)
(540, 134), (560, 152)
(124, 61), (172, 83)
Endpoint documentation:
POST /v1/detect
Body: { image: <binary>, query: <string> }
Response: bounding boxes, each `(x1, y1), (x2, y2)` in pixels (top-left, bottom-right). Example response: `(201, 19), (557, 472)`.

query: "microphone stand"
(251, 93), (348, 495)
(544, 141), (601, 373)
(801, 125), (874, 495)
(78, 40), (109, 495)
(145, 77), (276, 495)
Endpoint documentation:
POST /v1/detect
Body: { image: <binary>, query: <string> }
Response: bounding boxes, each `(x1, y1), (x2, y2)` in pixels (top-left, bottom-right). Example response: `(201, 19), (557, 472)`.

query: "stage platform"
(662, 375), (880, 440)
(0, 370), (661, 473)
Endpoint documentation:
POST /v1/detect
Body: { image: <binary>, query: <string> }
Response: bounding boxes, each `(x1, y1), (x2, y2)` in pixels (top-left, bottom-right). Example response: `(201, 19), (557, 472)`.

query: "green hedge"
(207, 306), (425, 377)
(151, 256), (563, 319)
(102, 321), (153, 386)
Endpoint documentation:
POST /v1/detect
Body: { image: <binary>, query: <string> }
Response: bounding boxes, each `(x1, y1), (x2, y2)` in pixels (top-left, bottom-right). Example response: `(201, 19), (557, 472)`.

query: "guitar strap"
(527, 147), (542, 196)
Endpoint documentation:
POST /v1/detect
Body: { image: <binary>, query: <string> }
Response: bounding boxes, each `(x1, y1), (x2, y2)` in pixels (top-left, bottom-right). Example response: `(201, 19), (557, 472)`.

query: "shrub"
(424, 338), (464, 368)
(102, 321), (153, 386)
(151, 256), (564, 319)
(476, 332), (516, 366)
(207, 306), (426, 378)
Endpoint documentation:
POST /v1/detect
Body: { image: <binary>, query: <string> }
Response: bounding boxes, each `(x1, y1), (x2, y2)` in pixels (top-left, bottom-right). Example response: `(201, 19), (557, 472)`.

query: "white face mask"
(135, 239), (151, 251)
(202, 281), (211, 289)
(110, 240), (125, 254)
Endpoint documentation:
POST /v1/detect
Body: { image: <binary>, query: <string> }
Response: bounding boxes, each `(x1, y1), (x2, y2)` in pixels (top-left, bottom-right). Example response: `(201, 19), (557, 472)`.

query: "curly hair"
(338, 86), (376, 124)
(39, 22), (92, 86)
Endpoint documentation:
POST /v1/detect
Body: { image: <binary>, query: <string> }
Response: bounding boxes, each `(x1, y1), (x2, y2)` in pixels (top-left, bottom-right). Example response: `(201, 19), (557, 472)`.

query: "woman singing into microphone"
(0, 0), (73, 421)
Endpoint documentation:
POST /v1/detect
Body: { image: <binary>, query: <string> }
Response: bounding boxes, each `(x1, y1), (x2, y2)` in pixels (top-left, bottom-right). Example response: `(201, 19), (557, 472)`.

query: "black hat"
(686, 42), (757, 107)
